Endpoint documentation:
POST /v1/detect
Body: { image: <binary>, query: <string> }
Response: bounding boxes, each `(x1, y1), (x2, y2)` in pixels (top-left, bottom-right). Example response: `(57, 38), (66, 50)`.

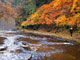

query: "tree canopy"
(0, 1), (17, 19)
(22, 0), (80, 27)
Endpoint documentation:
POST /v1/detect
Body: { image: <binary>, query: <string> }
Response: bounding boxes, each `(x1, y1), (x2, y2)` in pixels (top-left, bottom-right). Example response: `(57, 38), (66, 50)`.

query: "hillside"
(22, 0), (80, 28)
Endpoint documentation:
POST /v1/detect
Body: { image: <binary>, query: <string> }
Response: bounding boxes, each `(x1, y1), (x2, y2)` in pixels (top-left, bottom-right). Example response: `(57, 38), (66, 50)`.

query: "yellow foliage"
(55, 15), (67, 26)
(22, 0), (80, 27)
(71, 0), (78, 12)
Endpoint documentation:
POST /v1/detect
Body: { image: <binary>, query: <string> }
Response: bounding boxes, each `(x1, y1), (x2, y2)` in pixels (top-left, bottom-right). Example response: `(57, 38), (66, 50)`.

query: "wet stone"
(8, 50), (14, 53)
(37, 47), (55, 52)
(15, 49), (22, 53)
(0, 47), (7, 51)
(23, 46), (32, 51)
(22, 38), (39, 44)
(48, 53), (76, 60)
(22, 42), (27, 45)
(0, 37), (6, 45)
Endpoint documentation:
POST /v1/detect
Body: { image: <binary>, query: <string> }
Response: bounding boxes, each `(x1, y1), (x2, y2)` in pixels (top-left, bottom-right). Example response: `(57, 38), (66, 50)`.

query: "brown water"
(0, 31), (80, 60)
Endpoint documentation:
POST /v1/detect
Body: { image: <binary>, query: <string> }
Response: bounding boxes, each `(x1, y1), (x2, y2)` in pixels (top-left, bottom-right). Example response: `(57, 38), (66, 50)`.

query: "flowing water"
(0, 31), (80, 60)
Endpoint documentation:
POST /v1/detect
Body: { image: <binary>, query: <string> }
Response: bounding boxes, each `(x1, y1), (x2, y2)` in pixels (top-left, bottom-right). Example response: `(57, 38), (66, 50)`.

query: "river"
(0, 31), (80, 60)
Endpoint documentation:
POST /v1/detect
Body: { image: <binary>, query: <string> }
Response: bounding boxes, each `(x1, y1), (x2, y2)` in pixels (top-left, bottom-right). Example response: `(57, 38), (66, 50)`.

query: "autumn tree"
(22, 0), (65, 26)
(22, 0), (80, 28)
(0, 1), (17, 19)
(55, 0), (80, 27)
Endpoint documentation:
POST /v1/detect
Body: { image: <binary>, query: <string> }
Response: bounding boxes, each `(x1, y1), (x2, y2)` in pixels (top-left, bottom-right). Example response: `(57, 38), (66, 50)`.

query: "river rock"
(23, 46), (32, 51)
(0, 37), (6, 45)
(8, 50), (14, 53)
(16, 49), (22, 53)
(0, 47), (7, 51)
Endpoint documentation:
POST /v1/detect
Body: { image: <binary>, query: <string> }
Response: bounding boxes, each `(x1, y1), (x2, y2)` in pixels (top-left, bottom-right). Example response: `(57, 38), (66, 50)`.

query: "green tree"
(24, 1), (36, 15)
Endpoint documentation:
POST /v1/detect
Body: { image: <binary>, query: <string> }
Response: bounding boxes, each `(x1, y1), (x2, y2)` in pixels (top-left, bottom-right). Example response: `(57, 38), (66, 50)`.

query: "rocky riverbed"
(0, 31), (80, 60)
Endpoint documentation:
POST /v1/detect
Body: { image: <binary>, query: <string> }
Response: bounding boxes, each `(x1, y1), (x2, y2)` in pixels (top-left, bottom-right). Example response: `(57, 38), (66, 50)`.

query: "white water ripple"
(0, 31), (74, 60)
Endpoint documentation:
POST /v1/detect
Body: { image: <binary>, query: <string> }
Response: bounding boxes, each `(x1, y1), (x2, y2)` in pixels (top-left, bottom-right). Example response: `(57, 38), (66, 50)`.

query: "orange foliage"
(22, 0), (80, 27)
(0, 2), (17, 19)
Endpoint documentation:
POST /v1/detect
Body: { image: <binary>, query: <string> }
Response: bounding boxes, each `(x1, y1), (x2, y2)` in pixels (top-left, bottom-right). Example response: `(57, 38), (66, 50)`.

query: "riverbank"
(20, 29), (80, 43)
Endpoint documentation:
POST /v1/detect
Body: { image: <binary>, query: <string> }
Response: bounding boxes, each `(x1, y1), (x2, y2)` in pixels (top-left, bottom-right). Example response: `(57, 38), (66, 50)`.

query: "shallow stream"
(0, 31), (80, 60)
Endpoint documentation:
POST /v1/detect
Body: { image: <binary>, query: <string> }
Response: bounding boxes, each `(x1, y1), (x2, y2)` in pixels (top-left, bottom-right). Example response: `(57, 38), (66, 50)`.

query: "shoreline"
(20, 29), (80, 43)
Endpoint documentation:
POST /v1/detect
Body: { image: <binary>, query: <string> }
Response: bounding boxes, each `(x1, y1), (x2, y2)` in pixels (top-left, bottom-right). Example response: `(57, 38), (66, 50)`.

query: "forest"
(0, 0), (80, 32)
(21, 0), (80, 32)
